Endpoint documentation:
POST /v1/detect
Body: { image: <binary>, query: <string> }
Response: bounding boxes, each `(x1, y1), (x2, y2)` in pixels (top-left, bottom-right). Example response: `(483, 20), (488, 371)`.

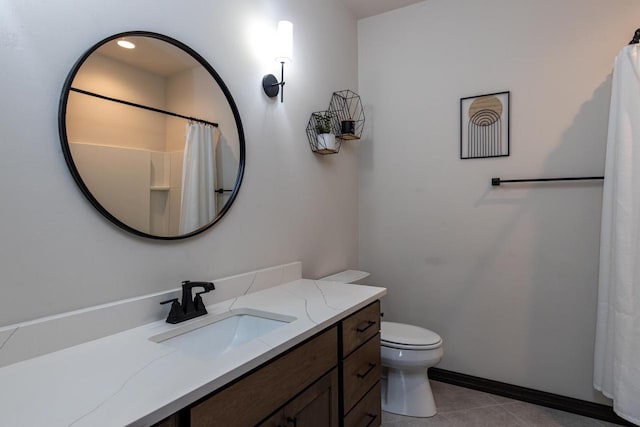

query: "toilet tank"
(319, 270), (370, 284)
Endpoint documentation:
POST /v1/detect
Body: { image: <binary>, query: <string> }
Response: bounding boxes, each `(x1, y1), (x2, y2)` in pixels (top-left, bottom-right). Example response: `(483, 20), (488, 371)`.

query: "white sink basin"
(150, 309), (296, 359)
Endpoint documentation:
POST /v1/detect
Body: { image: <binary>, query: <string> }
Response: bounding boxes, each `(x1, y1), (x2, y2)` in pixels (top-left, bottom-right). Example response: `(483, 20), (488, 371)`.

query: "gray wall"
(0, 0), (359, 326)
(357, 0), (640, 403)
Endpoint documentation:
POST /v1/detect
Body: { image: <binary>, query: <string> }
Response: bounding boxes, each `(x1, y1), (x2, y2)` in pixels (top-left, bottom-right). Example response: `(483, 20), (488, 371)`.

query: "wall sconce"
(262, 20), (293, 103)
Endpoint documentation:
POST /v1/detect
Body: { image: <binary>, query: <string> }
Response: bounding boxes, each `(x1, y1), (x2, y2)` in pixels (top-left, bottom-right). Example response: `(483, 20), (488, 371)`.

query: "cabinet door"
(191, 328), (337, 427)
(282, 369), (339, 427)
(259, 410), (285, 427)
(151, 415), (178, 427)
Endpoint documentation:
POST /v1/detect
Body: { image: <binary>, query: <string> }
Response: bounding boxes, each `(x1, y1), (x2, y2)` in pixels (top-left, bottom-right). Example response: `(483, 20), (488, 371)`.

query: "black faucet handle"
(193, 292), (208, 313)
(160, 298), (183, 324)
(183, 281), (215, 292)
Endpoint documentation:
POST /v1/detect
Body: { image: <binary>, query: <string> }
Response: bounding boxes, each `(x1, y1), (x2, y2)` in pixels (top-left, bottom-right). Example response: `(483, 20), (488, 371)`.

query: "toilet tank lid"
(318, 270), (370, 284)
(381, 321), (442, 346)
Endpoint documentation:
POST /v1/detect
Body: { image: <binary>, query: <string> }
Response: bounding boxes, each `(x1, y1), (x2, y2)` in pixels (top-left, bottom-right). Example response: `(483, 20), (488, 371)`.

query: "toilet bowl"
(318, 270), (444, 418)
(380, 321), (443, 417)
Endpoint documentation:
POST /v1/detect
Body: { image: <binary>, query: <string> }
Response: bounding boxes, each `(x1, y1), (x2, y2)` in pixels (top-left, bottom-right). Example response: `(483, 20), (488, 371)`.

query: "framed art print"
(460, 91), (510, 159)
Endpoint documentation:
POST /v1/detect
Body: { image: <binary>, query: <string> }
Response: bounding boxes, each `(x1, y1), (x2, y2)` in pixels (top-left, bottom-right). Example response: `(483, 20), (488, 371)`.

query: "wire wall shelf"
(306, 90), (365, 155)
(328, 90), (365, 141)
(306, 111), (341, 154)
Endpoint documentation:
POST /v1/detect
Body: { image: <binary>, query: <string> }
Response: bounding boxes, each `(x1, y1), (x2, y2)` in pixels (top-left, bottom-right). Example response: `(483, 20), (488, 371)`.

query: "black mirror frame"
(58, 31), (246, 240)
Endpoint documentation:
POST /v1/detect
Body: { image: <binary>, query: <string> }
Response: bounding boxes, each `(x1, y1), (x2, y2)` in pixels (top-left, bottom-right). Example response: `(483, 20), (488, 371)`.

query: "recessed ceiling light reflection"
(117, 40), (135, 49)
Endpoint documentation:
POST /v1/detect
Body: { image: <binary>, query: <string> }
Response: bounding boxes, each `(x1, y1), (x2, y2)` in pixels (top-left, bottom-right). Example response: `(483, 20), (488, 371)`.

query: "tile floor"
(381, 381), (622, 427)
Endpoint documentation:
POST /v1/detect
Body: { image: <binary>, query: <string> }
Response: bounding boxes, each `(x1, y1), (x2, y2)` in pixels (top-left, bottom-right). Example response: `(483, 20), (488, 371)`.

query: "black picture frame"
(460, 91), (510, 159)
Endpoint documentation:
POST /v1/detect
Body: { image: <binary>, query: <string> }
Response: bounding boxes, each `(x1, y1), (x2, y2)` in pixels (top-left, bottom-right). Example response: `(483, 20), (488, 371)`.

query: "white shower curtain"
(594, 44), (640, 425)
(179, 123), (218, 234)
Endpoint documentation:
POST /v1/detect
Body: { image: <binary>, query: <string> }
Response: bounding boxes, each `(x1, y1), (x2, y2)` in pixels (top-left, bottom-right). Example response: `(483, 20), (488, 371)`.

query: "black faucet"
(160, 281), (215, 324)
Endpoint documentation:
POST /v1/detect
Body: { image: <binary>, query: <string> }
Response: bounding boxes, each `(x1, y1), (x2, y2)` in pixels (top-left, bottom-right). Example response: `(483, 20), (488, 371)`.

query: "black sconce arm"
(262, 61), (286, 103)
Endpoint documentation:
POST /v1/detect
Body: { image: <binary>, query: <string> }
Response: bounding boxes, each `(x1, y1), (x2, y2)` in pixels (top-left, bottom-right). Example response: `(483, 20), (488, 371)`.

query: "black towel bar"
(491, 176), (604, 186)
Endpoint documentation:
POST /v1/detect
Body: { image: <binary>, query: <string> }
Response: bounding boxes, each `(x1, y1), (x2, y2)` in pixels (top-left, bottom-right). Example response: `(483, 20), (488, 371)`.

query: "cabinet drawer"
(343, 334), (381, 413)
(342, 302), (380, 358)
(191, 327), (338, 427)
(344, 382), (381, 427)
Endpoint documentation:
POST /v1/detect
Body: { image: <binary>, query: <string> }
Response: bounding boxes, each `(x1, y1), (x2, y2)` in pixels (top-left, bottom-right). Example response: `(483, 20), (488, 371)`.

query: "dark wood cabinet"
(342, 302), (380, 358)
(343, 382), (381, 427)
(258, 411), (285, 427)
(190, 327), (337, 427)
(152, 300), (381, 427)
(153, 414), (178, 427)
(343, 333), (381, 414)
(261, 369), (339, 427)
(283, 369), (339, 427)
(341, 301), (381, 427)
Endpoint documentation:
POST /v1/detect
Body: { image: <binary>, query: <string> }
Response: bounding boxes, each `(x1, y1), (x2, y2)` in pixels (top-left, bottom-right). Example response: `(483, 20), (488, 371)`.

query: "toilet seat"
(381, 321), (442, 350)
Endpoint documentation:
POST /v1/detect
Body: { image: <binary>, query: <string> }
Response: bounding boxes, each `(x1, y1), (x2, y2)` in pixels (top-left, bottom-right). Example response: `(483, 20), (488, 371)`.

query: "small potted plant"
(340, 118), (356, 137)
(315, 112), (336, 152)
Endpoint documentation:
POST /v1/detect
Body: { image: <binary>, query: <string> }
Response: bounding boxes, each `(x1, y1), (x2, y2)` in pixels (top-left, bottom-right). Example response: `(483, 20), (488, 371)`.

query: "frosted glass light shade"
(274, 20), (293, 64)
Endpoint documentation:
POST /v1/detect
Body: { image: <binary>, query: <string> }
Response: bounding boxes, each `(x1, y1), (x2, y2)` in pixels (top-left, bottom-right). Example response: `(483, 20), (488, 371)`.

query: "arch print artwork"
(460, 91), (510, 159)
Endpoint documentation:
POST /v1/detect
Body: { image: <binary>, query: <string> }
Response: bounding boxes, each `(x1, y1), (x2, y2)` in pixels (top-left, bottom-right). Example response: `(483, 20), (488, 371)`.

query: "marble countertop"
(0, 279), (386, 427)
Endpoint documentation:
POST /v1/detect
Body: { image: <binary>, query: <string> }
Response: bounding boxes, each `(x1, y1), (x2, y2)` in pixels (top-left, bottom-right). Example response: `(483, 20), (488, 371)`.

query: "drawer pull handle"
(286, 416), (297, 426)
(364, 413), (378, 427)
(356, 362), (377, 379)
(356, 320), (376, 333)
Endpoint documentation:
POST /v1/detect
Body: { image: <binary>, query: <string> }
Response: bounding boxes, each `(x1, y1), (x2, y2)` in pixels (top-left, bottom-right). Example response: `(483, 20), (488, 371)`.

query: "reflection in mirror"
(61, 33), (244, 239)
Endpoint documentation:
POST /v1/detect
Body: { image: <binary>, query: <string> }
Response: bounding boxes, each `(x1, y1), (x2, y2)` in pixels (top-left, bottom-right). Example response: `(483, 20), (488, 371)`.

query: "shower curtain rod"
(491, 176), (604, 186)
(70, 87), (219, 127)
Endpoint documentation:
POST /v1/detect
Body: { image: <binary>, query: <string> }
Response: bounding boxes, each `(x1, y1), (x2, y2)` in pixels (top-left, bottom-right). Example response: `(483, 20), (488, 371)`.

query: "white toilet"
(319, 270), (444, 418)
(380, 321), (443, 417)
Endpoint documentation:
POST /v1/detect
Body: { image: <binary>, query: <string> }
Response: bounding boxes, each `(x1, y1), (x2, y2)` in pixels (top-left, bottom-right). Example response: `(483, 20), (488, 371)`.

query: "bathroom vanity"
(0, 263), (385, 426)
(156, 301), (381, 427)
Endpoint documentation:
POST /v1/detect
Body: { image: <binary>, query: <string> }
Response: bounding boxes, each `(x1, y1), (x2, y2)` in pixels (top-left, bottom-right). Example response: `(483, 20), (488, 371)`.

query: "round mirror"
(59, 31), (245, 240)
